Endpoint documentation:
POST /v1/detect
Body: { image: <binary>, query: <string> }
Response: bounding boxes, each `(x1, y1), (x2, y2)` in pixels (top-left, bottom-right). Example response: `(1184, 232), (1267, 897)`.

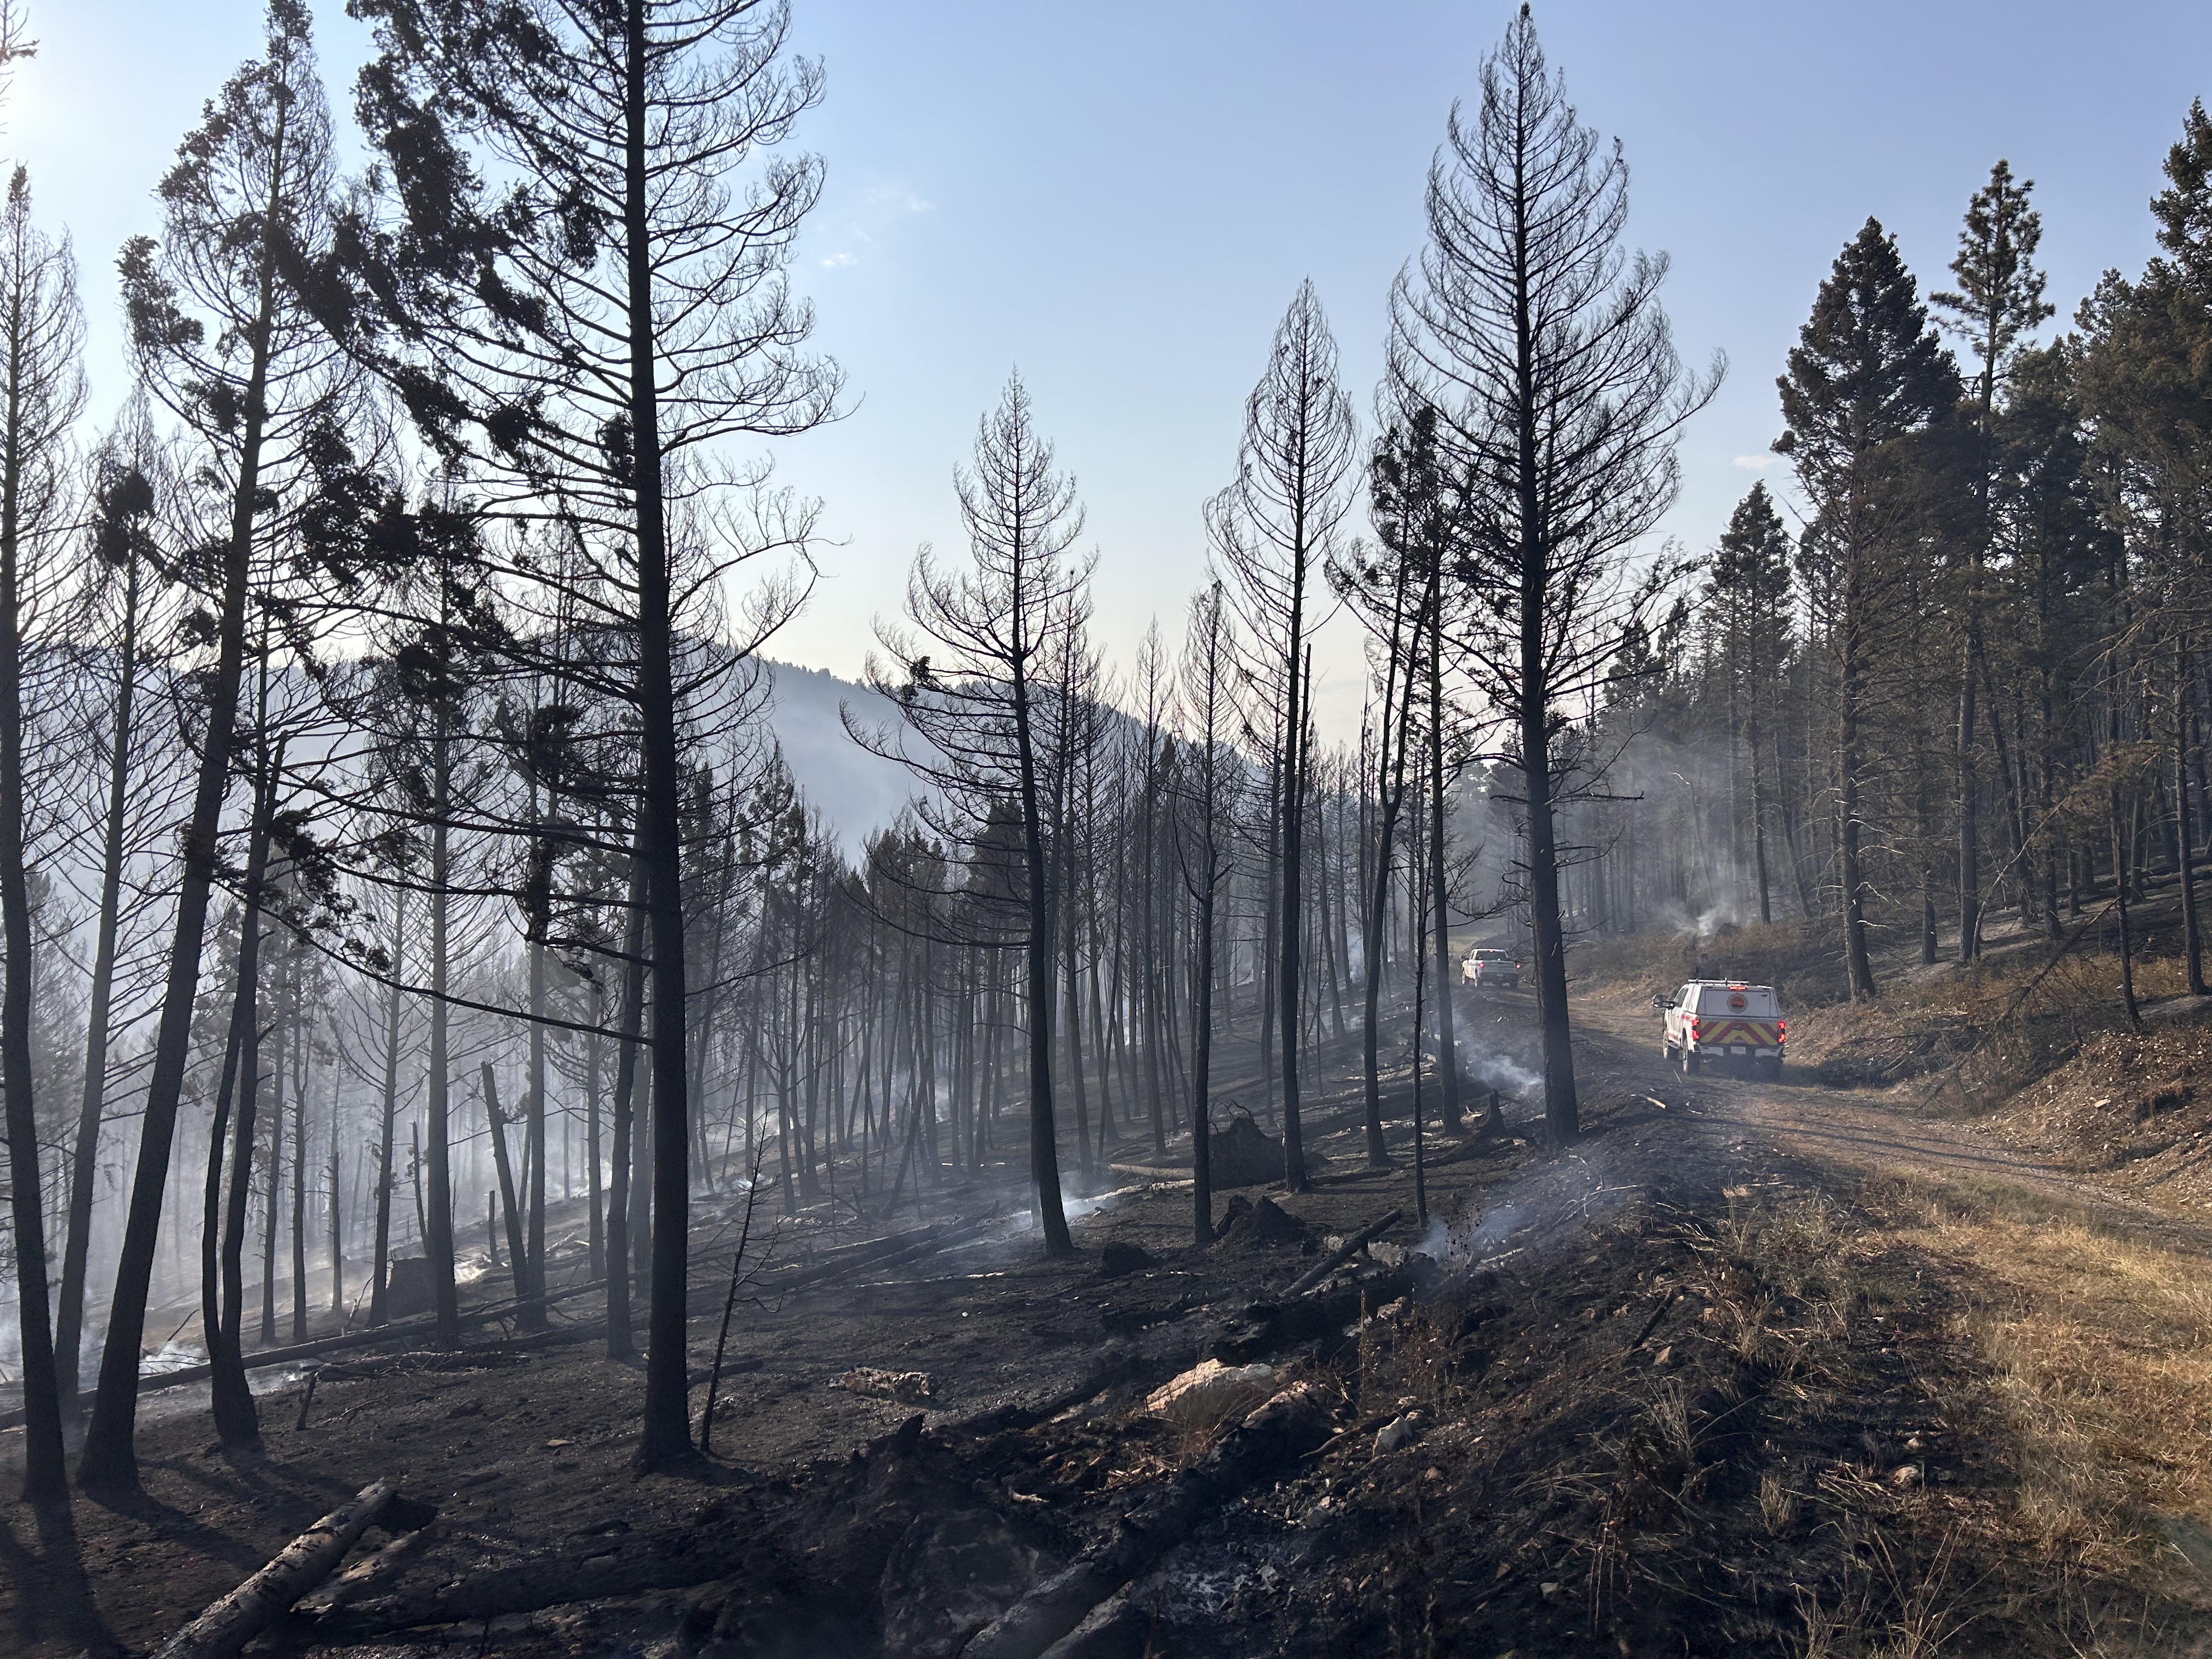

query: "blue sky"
(12, 1), (2210, 739)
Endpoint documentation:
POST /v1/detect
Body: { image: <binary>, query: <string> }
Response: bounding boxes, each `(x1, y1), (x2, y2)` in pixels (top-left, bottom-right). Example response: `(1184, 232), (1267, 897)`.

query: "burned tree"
(855, 373), (1091, 1258)
(349, 0), (836, 1470)
(0, 146), (84, 1502)
(1390, 5), (1716, 1142)
(1208, 280), (1355, 1190)
(1170, 581), (1241, 1244)
(82, 0), (355, 1489)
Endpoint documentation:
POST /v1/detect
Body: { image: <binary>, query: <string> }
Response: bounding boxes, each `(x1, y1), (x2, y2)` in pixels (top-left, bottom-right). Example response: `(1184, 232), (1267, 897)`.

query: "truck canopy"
(1684, 982), (1778, 1018)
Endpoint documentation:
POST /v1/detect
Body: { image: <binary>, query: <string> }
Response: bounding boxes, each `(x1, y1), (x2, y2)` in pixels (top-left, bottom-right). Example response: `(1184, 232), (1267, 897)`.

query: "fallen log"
(962, 1383), (1333, 1659)
(953, 1348), (1147, 1437)
(1036, 1585), (1145, 1659)
(1105, 1163), (1192, 1183)
(150, 1479), (404, 1659)
(1213, 1267), (1415, 1364)
(1281, 1209), (1402, 1299)
(755, 1220), (953, 1293)
(308, 1501), (763, 1639)
(799, 1220), (1001, 1293)
(293, 1520), (440, 1617)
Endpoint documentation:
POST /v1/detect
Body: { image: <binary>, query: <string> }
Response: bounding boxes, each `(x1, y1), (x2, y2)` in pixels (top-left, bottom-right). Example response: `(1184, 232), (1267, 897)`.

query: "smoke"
(1418, 1202), (1522, 1272)
(1453, 1035), (1540, 1097)
(1415, 1139), (1644, 1276)
(1000, 1181), (1150, 1235)
(140, 1337), (206, 1376)
(1651, 898), (1748, 943)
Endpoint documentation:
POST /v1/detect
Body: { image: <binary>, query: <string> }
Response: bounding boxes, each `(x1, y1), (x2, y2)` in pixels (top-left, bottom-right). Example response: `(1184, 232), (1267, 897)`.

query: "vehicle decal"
(1695, 1019), (1781, 1047)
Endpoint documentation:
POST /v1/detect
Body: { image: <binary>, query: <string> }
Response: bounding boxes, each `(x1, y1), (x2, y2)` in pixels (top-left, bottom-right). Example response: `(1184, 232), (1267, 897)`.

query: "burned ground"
(9, 982), (2212, 1657)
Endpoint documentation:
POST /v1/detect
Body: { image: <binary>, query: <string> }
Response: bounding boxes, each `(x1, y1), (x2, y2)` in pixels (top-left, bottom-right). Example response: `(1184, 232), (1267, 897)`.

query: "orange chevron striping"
(1700, 1019), (1781, 1047)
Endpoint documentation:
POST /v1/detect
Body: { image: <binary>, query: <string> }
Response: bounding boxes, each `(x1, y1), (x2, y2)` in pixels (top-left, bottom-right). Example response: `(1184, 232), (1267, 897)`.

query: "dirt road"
(1572, 988), (2212, 1254)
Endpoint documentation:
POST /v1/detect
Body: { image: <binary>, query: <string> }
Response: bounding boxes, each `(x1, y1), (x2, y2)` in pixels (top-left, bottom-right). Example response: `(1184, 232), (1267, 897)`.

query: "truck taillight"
(1690, 1018), (1702, 1040)
(1778, 1020), (1786, 1038)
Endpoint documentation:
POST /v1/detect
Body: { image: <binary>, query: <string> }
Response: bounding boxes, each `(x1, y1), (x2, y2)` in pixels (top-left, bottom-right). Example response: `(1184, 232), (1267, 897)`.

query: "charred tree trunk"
(1426, 606), (1460, 1132)
(0, 262), (61, 1496)
(481, 1065), (529, 1299)
(425, 717), (458, 1347)
(57, 525), (143, 1410)
(211, 745), (283, 1448)
(369, 890), (405, 1327)
(605, 853), (647, 1359)
(81, 75), (291, 1488)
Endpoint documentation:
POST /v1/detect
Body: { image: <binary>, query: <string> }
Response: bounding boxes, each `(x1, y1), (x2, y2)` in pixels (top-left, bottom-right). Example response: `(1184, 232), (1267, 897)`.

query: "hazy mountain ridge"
(760, 658), (920, 855)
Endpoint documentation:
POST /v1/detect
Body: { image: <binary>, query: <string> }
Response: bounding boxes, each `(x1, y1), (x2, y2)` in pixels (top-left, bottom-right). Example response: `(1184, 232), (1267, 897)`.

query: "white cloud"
(811, 180), (933, 270)
(864, 183), (935, 216)
(1730, 454), (1781, 470)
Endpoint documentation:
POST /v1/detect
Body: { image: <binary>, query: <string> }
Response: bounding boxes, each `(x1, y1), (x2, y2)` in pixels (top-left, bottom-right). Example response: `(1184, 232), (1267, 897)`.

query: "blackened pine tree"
(1412, 425), (1474, 1141)
(0, 155), (83, 1504)
(348, 0), (834, 1470)
(1169, 580), (1242, 1245)
(1933, 161), (2053, 961)
(354, 808), (417, 1328)
(1778, 219), (1960, 1001)
(490, 681), (582, 1329)
(853, 374), (1090, 1258)
(1389, 7), (1717, 1144)
(1126, 622), (1172, 1158)
(201, 662), (284, 1448)
(1335, 404), (1446, 1167)
(1708, 484), (1795, 926)
(57, 398), (177, 1413)
(1206, 281), (1354, 1190)
(81, 0), (356, 1491)
(313, 487), (508, 1346)
(1041, 601), (1110, 1177)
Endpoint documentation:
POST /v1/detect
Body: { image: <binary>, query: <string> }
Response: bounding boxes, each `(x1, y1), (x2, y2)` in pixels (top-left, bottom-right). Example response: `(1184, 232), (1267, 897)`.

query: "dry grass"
(1707, 1185), (2212, 1651)
(1760, 1465), (1802, 1537)
(1982, 1011), (2212, 1212)
(1865, 1171), (2212, 1566)
(1763, 945), (2210, 1111)
(1348, 1186), (2212, 1652)
(1787, 1514), (1972, 1656)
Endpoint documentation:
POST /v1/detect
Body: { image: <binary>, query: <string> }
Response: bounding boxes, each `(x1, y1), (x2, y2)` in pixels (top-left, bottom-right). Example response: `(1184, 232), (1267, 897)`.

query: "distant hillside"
(761, 659), (919, 856)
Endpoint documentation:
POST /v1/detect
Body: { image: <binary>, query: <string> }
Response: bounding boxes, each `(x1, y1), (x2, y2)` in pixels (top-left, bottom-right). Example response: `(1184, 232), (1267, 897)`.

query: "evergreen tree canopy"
(1778, 218), (1961, 487)
(1709, 481), (1793, 615)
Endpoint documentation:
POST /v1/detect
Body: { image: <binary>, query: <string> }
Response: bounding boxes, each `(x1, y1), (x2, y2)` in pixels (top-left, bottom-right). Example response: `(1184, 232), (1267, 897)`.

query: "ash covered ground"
(9, 983), (2209, 1658)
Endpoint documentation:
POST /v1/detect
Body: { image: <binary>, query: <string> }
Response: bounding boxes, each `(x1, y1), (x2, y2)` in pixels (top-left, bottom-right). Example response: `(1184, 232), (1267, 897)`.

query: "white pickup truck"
(1661, 980), (1785, 1078)
(1461, 947), (1521, 989)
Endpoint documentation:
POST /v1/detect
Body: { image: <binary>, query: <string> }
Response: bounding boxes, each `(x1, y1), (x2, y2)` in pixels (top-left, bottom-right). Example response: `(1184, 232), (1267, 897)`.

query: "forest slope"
(11, 966), (2212, 1656)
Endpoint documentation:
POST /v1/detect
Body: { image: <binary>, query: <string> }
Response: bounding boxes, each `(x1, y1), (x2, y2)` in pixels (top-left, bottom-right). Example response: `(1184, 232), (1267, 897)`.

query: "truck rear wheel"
(1681, 1049), (1700, 1075)
(1762, 1055), (1784, 1081)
